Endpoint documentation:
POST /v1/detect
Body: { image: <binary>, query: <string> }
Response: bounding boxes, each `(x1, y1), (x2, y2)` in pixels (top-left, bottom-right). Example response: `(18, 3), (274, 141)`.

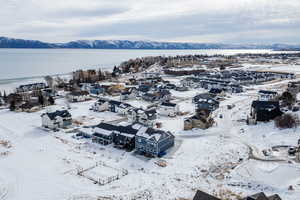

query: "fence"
(77, 161), (128, 186)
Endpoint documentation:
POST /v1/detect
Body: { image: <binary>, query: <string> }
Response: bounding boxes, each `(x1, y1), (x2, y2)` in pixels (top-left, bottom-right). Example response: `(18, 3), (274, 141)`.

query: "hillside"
(1, 36), (299, 50)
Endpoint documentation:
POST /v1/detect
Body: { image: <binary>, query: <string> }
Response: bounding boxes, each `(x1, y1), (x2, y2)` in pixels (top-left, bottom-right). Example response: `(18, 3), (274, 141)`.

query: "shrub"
(275, 113), (300, 129)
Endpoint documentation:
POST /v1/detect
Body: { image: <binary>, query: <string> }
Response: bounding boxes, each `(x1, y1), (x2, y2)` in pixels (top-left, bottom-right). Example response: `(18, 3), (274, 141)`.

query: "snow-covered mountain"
(0, 36), (299, 50)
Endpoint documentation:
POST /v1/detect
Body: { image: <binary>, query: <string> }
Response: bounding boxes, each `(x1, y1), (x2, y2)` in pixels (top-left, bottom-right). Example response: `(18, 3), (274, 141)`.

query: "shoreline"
(0, 72), (72, 84)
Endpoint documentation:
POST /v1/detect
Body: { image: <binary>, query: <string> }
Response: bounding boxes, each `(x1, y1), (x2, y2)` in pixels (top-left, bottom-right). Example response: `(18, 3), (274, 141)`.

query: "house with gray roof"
(41, 110), (72, 130)
(135, 127), (174, 157)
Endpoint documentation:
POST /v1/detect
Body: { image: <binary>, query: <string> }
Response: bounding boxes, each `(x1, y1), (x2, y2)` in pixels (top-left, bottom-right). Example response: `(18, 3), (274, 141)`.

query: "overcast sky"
(1, 0), (299, 44)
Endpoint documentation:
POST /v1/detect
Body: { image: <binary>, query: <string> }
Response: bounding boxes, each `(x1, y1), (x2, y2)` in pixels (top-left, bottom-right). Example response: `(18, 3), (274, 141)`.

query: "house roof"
(43, 110), (71, 120)
(159, 89), (171, 96)
(69, 90), (89, 96)
(161, 102), (177, 107)
(209, 88), (223, 94)
(145, 109), (157, 117)
(196, 102), (217, 111)
(109, 100), (122, 106)
(18, 82), (46, 88)
(268, 194), (282, 200)
(137, 127), (173, 142)
(259, 90), (278, 95)
(94, 122), (139, 136)
(245, 192), (269, 200)
(97, 99), (107, 104)
(194, 93), (216, 101)
(193, 190), (221, 200)
(96, 123), (119, 131)
(251, 101), (280, 111)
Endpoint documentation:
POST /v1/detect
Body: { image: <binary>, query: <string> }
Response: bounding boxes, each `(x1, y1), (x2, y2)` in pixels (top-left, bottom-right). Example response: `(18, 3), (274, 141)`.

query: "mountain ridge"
(0, 36), (299, 50)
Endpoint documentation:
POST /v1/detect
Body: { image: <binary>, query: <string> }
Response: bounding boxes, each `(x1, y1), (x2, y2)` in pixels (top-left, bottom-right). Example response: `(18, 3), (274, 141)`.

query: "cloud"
(47, 6), (129, 20)
(0, 0), (299, 44)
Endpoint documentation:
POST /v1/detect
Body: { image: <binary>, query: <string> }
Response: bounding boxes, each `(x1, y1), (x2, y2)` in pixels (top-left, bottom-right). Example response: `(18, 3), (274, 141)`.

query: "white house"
(120, 87), (138, 101)
(115, 102), (133, 115)
(128, 108), (157, 127)
(159, 102), (179, 117)
(41, 110), (72, 130)
(92, 98), (109, 112)
(67, 91), (90, 102)
(258, 90), (278, 101)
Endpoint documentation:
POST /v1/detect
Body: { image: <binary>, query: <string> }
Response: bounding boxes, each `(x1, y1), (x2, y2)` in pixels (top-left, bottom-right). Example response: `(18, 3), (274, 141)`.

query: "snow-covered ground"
(1, 65), (300, 200)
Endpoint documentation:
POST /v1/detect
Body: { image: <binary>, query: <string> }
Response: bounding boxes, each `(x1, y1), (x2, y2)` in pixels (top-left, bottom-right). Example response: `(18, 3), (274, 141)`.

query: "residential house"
(193, 93), (216, 104)
(107, 100), (132, 115)
(128, 108), (157, 127)
(67, 91), (90, 102)
(108, 100), (122, 113)
(91, 123), (142, 150)
(229, 84), (243, 93)
(193, 93), (219, 112)
(115, 102), (133, 115)
(250, 101), (282, 122)
(175, 85), (189, 91)
(92, 123), (117, 145)
(159, 102), (179, 117)
(180, 77), (201, 88)
(41, 110), (72, 130)
(258, 90), (278, 101)
(274, 72), (296, 79)
(158, 89), (172, 102)
(106, 84), (125, 96)
(142, 93), (158, 102)
(138, 84), (151, 93)
(128, 78), (138, 85)
(92, 98), (133, 115)
(16, 83), (47, 93)
(42, 88), (56, 98)
(165, 83), (176, 90)
(184, 109), (214, 130)
(196, 101), (219, 112)
(89, 84), (105, 95)
(92, 98), (110, 112)
(209, 88), (225, 96)
(142, 72), (161, 79)
(120, 87), (138, 101)
(7, 93), (23, 105)
(135, 127), (175, 157)
(19, 101), (40, 112)
(242, 192), (282, 200)
(113, 124), (141, 150)
(287, 81), (300, 94)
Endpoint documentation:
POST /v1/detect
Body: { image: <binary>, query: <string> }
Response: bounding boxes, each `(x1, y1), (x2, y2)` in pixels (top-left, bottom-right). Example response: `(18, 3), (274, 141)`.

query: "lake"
(0, 49), (281, 80)
(0, 48), (292, 92)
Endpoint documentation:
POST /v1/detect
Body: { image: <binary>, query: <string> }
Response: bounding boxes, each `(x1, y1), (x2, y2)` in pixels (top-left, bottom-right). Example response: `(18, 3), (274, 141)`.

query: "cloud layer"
(1, 0), (299, 43)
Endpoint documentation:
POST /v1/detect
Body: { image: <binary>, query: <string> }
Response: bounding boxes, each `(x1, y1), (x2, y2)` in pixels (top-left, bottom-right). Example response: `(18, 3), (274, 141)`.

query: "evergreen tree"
(280, 91), (296, 107)
(9, 100), (16, 111)
(48, 96), (55, 105)
(98, 69), (103, 80)
(38, 94), (44, 106)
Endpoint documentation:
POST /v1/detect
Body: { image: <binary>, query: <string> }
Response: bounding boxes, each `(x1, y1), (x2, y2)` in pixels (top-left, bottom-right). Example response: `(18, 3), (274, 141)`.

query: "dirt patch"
(0, 140), (12, 149)
(0, 139), (12, 157)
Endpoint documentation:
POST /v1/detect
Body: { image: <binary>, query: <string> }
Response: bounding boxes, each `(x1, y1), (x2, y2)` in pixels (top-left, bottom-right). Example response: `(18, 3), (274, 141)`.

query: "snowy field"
(1, 65), (300, 200)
